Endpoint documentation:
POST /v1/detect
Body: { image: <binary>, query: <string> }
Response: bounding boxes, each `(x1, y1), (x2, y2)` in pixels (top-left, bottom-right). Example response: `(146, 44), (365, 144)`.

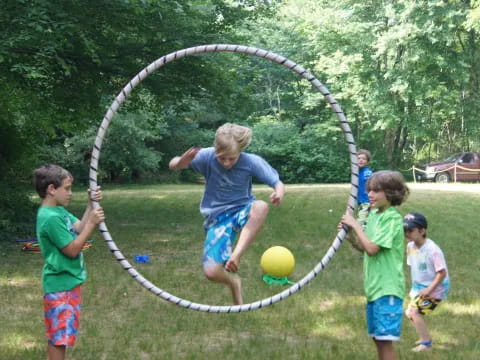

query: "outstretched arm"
(169, 146), (201, 170)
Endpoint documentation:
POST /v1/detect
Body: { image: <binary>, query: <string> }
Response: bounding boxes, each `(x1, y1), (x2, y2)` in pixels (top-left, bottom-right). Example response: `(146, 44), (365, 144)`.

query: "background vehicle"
(416, 152), (480, 183)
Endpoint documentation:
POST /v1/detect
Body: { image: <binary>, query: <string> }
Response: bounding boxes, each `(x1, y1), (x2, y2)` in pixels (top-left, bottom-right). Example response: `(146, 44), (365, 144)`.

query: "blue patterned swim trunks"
(202, 204), (252, 267)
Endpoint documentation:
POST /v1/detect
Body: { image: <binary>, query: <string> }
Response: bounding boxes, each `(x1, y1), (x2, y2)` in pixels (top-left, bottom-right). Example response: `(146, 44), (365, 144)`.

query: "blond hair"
(214, 123), (252, 154)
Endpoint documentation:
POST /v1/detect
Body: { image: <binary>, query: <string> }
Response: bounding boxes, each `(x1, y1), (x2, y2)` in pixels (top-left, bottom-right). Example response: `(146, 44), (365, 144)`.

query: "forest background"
(2, 0), (480, 241)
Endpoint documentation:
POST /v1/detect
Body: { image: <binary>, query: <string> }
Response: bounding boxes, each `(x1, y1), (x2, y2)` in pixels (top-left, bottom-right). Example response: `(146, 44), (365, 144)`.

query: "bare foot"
(412, 344), (432, 352)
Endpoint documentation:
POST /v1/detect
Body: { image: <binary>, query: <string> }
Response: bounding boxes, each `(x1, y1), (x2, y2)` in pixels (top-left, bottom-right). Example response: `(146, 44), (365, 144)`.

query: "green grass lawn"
(1, 183), (479, 359)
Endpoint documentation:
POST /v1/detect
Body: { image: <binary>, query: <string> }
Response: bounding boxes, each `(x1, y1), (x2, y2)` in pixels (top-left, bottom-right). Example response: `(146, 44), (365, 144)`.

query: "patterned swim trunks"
(410, 295), (441, 315)
(44, 285), (82, 346)
(202, 204), (252, 267)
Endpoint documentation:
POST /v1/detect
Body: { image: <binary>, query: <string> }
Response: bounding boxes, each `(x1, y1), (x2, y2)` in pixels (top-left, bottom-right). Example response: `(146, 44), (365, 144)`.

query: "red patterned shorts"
(44, 285), (82, 346)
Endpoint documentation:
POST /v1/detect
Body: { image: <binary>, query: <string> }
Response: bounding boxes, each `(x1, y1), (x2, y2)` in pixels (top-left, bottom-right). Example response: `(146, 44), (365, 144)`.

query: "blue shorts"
(366, 295), (403, 341)
(202, 204), (252, 267)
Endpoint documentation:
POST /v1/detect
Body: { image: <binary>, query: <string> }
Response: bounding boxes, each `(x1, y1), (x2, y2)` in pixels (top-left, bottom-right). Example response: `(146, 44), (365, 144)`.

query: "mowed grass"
(1, 183), (479, 360)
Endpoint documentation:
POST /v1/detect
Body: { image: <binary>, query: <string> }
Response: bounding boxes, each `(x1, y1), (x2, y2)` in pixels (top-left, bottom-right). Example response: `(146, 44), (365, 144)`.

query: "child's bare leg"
(203, 263), (243, 305)
(406, 306), (431, 342)
(47, 343), (66, 360)
(225, 200), (269, 273)
(374, 340), (397, 360)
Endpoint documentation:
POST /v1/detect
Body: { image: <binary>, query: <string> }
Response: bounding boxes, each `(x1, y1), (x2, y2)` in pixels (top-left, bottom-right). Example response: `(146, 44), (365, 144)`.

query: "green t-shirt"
(36, 206), (86, 293)
(363, 206), (405, 302)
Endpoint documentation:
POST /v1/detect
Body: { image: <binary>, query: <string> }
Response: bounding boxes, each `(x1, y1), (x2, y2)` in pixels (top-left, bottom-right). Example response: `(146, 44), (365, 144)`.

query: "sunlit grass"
(0, 275), (37, 288)
(1, 333), (41, 351)
(442, 301), (480, 315)
(1, 183), (479, 359)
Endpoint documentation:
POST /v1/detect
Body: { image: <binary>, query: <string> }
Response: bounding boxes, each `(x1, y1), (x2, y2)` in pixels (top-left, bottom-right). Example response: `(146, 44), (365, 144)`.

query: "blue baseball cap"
(403, 212), (428, 230)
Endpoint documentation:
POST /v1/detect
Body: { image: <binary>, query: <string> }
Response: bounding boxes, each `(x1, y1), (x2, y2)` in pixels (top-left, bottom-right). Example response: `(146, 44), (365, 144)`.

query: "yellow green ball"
(260, 246), (295, 277)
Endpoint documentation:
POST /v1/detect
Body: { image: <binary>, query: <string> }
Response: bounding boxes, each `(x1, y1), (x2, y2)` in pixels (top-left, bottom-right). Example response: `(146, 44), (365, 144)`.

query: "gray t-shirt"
(190, 147), (280, 222)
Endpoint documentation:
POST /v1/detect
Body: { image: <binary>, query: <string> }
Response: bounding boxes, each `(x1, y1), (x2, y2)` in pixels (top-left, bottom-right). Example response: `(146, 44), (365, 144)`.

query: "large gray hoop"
(89, 44), (358, 313)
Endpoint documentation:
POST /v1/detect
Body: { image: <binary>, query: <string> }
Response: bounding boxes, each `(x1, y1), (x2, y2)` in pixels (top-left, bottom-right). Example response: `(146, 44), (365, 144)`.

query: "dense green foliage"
(249, 121), (350, 183)
(2, 0), (480, 240)
(0, 0), (269, 240)
(272, 0), (480, 166)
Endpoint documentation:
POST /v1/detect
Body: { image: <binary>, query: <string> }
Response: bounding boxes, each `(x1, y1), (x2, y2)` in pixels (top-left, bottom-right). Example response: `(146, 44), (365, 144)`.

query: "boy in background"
(348, 149), (373, 252)
(403, 212), (450, 352)
(356, 149), (373, 228)
(34, 164), (105, 360)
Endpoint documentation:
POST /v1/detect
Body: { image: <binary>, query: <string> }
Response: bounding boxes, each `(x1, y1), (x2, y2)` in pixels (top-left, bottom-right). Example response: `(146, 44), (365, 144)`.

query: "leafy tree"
(0, 0), (268, 162)
(249, 119), (350, 183)
(265, 0), (480, 168)
(0, 0), (272, 241)
(37, 112), (166, 183)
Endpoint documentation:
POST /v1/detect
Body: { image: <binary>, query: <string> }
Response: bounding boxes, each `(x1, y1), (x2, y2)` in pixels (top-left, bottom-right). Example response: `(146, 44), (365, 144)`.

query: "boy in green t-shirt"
(34, 164), (105, 360)
(341, 170), (409, 360)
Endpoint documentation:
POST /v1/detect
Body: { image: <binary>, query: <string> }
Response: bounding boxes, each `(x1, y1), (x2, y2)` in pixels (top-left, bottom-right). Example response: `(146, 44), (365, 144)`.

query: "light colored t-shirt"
(190, 147), (280, 222)
(407, 238), (450, 300)
(363, 207), (405, 302)
(36, 206), (85, 293)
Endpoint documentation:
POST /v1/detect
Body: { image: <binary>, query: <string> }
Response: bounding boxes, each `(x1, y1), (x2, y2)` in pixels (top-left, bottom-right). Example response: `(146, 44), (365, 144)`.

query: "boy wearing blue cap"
(403, 212), (450, 352)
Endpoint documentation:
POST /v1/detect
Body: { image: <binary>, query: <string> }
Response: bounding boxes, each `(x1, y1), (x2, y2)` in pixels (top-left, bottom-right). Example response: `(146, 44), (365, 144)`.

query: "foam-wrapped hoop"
(89, 44), (358, 313)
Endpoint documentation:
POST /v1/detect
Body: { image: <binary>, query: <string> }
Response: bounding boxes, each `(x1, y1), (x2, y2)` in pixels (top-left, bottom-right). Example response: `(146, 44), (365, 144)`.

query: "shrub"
(38, 112), (166, 184)
(249, 120), (350, 183)
(0, 182), (36, 242)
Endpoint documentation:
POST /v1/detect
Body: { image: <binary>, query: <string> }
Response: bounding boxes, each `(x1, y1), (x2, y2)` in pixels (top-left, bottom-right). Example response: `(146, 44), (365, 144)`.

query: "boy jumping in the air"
(169, 123), (285, 305)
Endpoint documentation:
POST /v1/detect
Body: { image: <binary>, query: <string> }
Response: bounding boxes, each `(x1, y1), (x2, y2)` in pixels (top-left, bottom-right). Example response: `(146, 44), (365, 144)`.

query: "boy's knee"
(203, 265), (220, 281)
(405, 306), (418, 320)
(251, 200), (269, 218)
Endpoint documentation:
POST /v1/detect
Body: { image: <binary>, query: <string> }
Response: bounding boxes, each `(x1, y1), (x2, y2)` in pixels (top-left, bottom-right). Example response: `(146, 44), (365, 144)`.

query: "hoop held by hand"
(89, 44), (358, 313)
